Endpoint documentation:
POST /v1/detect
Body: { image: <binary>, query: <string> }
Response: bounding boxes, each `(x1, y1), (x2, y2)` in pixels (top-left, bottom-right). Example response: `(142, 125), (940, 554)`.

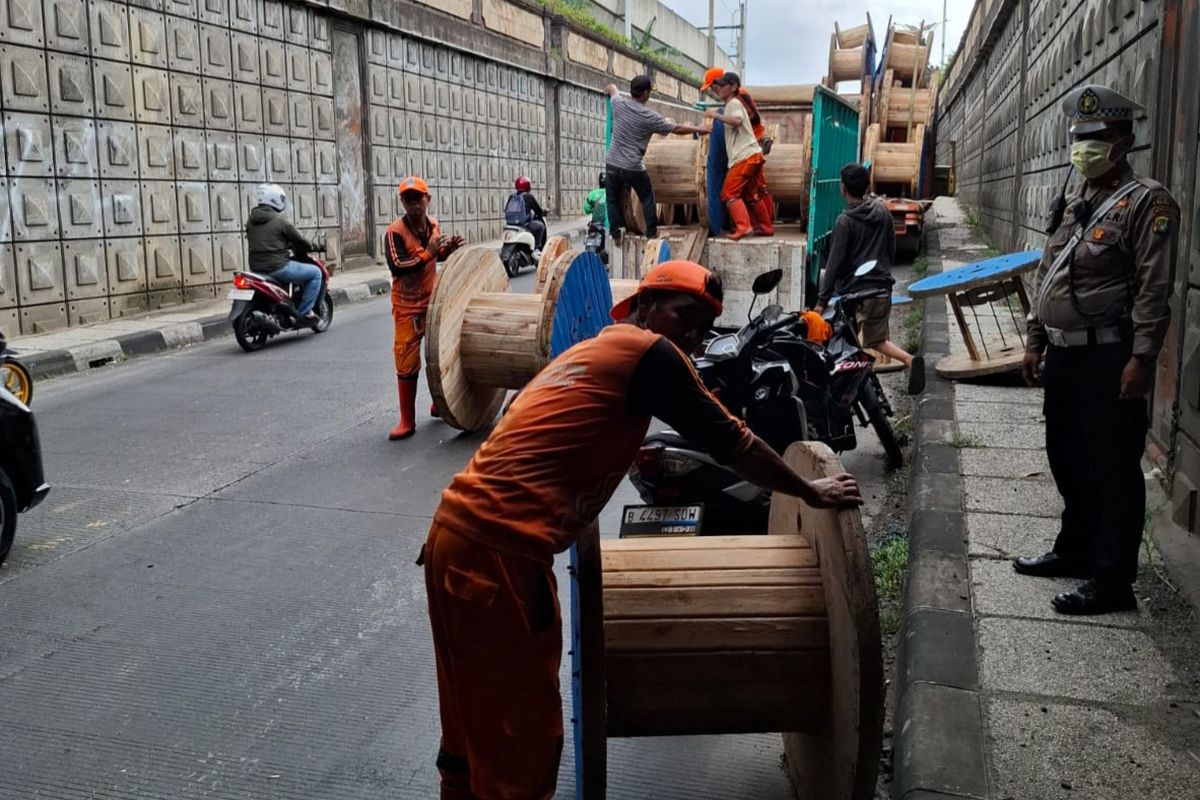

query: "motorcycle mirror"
(752, 269), (784, 295)
(854, 260), (878, 277)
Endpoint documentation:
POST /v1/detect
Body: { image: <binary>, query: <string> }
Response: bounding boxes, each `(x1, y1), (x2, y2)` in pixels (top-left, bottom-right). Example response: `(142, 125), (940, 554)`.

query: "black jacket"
(245, 206), (313, 273)
(818, 198), (896, 305)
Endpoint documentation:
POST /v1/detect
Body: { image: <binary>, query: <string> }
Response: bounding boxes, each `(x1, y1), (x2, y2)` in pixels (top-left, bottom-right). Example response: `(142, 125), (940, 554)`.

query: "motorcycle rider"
(245, 184), (321, 324)
(504, 176), (547, 257)
(384, 176), (466, 441)
(583, 172), (607, 226)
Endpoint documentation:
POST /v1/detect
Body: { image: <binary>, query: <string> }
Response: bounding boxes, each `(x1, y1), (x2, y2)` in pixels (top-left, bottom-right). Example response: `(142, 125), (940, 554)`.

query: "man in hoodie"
(704, 72), (774, 240)
(384, 176), (465, 441)
(815, 163), (925, 395)
(245, 183), (322, 324)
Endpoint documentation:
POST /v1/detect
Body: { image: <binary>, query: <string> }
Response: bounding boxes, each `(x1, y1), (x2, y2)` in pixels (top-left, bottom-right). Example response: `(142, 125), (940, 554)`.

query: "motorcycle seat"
(244, 270), (288, 287)
(646, 429), (694, 449)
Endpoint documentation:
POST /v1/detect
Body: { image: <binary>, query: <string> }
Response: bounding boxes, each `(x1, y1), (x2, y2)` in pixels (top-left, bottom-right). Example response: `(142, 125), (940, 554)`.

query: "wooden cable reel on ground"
(620, 136), (707, 235)
(425, 245), (613, 431)
(863, 122), (925, 196)
(575, 441), (884, 799)
(532, 235), (571, 292)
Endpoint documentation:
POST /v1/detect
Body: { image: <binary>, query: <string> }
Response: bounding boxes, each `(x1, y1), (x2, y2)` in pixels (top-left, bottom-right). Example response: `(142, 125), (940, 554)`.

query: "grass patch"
(950, 431), (979, 449)
(893, 413), (914, 439)
(873, 534), (910, 634)
(912, 254), (929, 278)
(903, 304), (924, 354)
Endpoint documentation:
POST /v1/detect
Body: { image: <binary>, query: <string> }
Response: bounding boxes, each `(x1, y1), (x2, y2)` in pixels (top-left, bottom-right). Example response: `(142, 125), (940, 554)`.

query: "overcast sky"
(661, 0), (970, 85)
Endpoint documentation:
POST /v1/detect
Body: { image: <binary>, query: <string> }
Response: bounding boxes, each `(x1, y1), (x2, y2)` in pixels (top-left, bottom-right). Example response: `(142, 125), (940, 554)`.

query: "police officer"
(1014, 84), (1179, 615)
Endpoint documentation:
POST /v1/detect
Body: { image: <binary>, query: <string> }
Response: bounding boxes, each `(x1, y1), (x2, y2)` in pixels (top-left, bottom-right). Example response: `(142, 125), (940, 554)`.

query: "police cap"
(1061, 84), (1143, 134)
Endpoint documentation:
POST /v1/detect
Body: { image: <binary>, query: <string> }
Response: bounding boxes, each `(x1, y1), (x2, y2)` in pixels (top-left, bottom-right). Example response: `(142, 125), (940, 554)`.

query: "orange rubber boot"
(388, 376), (418, 440)
(750, 193), (775, 236)
(726, 199), (753, 241)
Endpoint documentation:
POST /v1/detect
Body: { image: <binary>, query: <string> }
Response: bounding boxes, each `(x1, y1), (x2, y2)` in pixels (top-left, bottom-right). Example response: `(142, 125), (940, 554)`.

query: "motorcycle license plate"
(227, 289), (255, 300)
(619, 504), (703, 537)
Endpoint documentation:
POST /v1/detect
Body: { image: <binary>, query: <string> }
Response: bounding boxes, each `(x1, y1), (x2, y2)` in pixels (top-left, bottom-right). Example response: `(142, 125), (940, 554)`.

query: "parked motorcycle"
(622, 264), (904, 537)
(500, 224), (540, 277)
(584, 221), (609, 267)
(227, 237), (333, 352)
(0, 329), (33, 405)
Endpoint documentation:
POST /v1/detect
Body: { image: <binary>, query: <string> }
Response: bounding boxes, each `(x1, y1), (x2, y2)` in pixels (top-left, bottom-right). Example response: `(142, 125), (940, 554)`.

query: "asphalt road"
(0, 265), (896, 799)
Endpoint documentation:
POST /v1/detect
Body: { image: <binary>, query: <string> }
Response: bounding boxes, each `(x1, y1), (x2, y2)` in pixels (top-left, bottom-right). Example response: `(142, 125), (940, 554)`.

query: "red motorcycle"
(227, 239), (334, 352)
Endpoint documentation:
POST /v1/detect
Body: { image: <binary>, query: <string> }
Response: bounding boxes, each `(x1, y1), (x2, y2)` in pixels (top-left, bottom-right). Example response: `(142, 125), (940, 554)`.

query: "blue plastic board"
(908, 250), (1043, 297)
(707, 119), (728, 235)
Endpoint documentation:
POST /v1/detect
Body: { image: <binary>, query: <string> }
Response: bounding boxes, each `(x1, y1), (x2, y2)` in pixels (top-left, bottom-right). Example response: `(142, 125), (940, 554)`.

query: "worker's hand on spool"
(703, 108), (720, 120)
(803, 473), (863, 510)
(429, 234), (447, 254)
(447, 235), (466, 253)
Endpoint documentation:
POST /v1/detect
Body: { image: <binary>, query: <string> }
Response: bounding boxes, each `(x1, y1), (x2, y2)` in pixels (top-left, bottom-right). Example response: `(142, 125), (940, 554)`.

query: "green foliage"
(912, 254), (929, 278)
(903, 304), (924, 354)
(872, 534), (910, 603)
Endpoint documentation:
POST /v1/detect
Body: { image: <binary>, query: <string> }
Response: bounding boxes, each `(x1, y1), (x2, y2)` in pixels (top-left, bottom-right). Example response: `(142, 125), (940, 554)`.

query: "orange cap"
(397, 176), (430, 196)
(610, 260), (723, 321)
(700, 66), (725, 92)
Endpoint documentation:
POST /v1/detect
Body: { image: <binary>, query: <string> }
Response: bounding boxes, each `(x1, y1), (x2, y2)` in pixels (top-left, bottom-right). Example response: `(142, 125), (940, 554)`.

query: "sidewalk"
(8, 217), (589, 381)
(894, 197), (1200, 800)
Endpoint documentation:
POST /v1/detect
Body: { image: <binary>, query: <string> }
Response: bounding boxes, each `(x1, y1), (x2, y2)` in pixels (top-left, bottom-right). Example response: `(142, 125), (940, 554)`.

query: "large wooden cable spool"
(827, 32), (869, 87)
(425, 246), (612, 431)
(876, 70), (933, 130)
(577, 441), (884, 799)
(744, 84), (816, 106)
(835, 20), (872, 49)
(863, 122), (925, 196)
(883, 33), (930, 88)
(533, 235), (572, 293)
(763, 142), (810, 206)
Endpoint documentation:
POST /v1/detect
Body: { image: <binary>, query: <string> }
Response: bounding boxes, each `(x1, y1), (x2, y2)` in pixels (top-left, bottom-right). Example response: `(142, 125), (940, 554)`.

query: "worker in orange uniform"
(701, 68), (774, 238)
(420, 260), (863, 799)
(384, 176), (464, 441)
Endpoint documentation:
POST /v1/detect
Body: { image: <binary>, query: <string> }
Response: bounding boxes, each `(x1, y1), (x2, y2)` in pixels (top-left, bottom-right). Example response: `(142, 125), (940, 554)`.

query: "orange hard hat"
(800, 310), (833, 345)
(397, 176), (430, 196)
(700, 66), (725, 92)
(611, 260), (723, 321)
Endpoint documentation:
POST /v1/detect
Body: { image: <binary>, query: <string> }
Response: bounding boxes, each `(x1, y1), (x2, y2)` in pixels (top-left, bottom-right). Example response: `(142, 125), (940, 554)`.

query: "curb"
(14, 225), (587, 383)
(892, 226), (991, 800)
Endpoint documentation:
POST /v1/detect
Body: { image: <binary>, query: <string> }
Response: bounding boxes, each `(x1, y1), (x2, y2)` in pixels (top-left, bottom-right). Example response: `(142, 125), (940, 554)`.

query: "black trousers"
(605, 165), (658, 237)
(1043, 342), (1148, 587)
(528, 218), (546, 250)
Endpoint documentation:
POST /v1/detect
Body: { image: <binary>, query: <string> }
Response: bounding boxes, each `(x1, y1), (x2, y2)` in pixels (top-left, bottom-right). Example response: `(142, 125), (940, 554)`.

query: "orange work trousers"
(423, 521), (564, 800)
(721, 152), (767, 203)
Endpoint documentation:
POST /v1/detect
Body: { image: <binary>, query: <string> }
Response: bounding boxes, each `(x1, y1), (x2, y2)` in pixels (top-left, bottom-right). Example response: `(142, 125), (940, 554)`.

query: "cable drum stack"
(863, 22), (933, 196)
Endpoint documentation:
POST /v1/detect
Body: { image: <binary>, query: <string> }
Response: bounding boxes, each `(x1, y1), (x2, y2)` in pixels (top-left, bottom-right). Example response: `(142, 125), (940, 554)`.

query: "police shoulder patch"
(1152, 215), (1170, 235)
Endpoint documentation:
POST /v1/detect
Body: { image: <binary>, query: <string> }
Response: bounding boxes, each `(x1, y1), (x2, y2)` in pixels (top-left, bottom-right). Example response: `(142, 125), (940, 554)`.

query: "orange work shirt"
(385, 214), (443, 316)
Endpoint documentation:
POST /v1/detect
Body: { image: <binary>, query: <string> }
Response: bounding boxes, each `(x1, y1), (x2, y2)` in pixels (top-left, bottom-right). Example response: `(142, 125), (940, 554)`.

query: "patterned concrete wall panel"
(236, 180), (256, 222)
(137, 123), (172, 178)
(56, 178), (102, 238)
(212, 231), (240, 279)
(178, 232), (211, 285)
(259, 37), (284, 88)
(105, 236), (146, 294)
(45, 0), (91, 54)
(236, 133), (263, 180)
(199, 23), (230, 79)
(312, 50), (331, 96)
(144, 233), (180, 290)
(259, 0), (284, 41)
(371, 144), (390, 184)
(403, 36), (419, 74)
(292, 183), (315, 228)
(141, 179), (178, 235)
(165, 0), (197, 19)
(230, 0), (256, 33)
(309, 10), (329, 51)
(208, 180), (239, 231)
(0, 0), (45, 47)
(10, 176), (59, 239)
(288, 91), (312, 137)
(314, 139), (334, 183)
(203, 78), (235, 130)
(389, 149), (405, 182)
(0, 244), (17, 309)
(174, 128), (206, 179)
(387, 108), (404, 148)
(100, 178), (141, 235)
(19, 301), (66, 333)
(367, 26), (385, 65)
(231, 32), (260, 83)
(169, 71), (203, 127)
(129, 7), (166, 68)
(368, 105), (387, 147)
(67, 293), (109, 325)
(52, 116), (97, 178)
(133, 67), (169, 124)
(206, 130), (237, 181)
(49, 52), (96, 117)
(233, 81), (262, 133)
(175, 179), (208, 232)
(62, 237), (106, 298)
(317, 183), (336, 225)
(284, 43), (308, 92)
(264, 134), (289, 180)
(367, 63), (386, 106)
(371, 185), (390, 224)
(2, 45), (49, 113)
(88, 0), (129, 62)
(166, 16), (200, 74)
(285, 2), (306, 44)
(0, 123), (41, 187)
(291, 138), (313, 182)
(14, 240), (63, 304)
(312, 95), (333, 140)
(197, 0), (227, 26)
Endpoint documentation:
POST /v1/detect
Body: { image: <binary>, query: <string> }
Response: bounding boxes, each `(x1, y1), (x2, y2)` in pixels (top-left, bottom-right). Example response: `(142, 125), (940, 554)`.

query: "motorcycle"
(500, 223), (540, 277)
(0, 330), (33, 405)
(622, 264), (904, 537)
(584, 221), (609, 267)
(622, 270), (810, 537)
(227, 236), (334, 352)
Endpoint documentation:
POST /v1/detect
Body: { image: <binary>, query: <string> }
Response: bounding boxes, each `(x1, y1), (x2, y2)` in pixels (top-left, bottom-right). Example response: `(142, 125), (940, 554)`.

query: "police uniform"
(1017, 85), (1179, 613)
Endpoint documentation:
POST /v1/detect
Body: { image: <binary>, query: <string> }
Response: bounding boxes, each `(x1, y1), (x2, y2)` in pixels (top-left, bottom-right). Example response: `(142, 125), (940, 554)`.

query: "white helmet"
(256, 183), (286, 211)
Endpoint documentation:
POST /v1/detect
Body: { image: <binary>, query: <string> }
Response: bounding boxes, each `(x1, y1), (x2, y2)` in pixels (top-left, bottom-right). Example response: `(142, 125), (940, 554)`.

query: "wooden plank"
(603, 585), (826, 619)
(606, 679), (828, 737)
(603, 534), (811, 551)
(576, 522), (607, 798)
(602, 566), (820, 588)
(602, 545), (818, 572)
(604, 615), (828, 653)
(604, 649), (829, 687)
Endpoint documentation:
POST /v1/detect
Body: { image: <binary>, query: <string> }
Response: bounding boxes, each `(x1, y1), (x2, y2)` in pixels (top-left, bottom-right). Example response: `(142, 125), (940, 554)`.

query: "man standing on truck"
(814, 163), (926, 395)
(704, 72), (775, 240)
(701, 68), (774, 236)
